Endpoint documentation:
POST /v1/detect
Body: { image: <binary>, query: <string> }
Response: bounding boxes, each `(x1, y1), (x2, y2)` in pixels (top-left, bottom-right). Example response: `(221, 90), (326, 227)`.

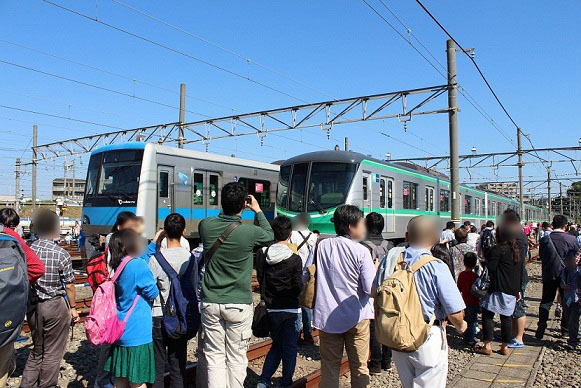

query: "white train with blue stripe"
(82, 143), (280, 239)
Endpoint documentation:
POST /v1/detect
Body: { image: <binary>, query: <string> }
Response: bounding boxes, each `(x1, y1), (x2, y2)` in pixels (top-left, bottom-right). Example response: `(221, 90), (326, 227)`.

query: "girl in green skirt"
(106, 229), (159, 387)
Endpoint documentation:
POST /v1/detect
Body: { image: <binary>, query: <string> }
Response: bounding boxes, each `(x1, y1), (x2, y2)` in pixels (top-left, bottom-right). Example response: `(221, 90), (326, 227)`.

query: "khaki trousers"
(201, 303), (253, 388)
(319, 319), (370, 388)
(0, 343), (15, 388)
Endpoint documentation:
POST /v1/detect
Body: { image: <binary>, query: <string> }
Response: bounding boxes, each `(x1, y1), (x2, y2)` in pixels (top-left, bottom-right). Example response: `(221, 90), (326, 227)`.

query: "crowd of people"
(0, 182), (579, 388)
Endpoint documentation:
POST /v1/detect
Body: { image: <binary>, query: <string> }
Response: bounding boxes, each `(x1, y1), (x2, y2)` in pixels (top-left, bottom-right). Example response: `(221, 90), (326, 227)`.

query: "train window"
(289, 163), (308, 212)
(465, 195), (472, 214)
(363, 177), (369, 201)
(379, 179), (386, 208)
(276, 165), (291, 209)
(440, 189), (450, 212)
(159, 171), (169, 198)
(208, 174), (219, 206)
(193, 173), (203, 205)
(425, 187), (434, 212)
(475, 198), (481, 216)
(403, 181), (417, 210)
(239, 178), (271, 208)
(496, 202), (502, 216)
(388, 180), (393, 208)
(307, 162), (357, 212)
(488, 200), (492, 216)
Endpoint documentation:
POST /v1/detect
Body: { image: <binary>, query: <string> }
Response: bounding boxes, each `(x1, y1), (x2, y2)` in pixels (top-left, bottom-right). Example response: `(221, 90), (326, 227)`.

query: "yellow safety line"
(495, 363), (530, 367)
(496, 379), (525, 383)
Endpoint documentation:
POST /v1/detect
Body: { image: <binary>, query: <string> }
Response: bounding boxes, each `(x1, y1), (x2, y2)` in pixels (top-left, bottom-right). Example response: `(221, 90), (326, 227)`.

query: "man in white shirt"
(289, 213), (318, 344)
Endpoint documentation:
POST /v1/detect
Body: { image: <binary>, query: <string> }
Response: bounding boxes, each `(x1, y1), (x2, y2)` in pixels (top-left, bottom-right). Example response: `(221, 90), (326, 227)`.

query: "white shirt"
(290, 228), (318, 267)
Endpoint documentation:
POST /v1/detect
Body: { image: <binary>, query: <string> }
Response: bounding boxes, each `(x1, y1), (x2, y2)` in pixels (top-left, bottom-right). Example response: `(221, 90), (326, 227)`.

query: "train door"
(380, 176), (395, 233)
(362, 172), (372, 212)
(157, 166), (175, 230)
(195, 170), (222, 218)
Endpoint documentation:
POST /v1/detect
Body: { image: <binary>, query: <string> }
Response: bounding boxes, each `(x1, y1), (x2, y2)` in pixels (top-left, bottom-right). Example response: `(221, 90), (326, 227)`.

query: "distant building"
(0, 195), (16, 208)
(52, 178), (85, 202)
(477, 182), (519, 200)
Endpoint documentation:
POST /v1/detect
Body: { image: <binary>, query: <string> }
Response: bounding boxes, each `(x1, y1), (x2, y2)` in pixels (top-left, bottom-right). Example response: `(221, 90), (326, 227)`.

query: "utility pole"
(178, 83), (186, 149)
(15, 158), (21, 211)
(559, 181), (560, 214)
(72, 159), (76, 202)
(63, 159), (68, 202)
(32, 124), (37, 210)
(446, 39), (460, 224)
(517, 128), (525, 218)
(547, 166), (552, 217)
(344, 137), (349, 152)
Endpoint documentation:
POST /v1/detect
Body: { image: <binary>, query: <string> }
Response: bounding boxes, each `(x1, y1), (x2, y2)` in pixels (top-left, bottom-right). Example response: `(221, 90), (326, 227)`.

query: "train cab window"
(440, 189), (450, 212)
(425, 187), (434, 212)
(465, 195), (472, 214)
(239, 178), (271, 208)
(193, 173), (204, 205)
(307, 162), (357, 212)
(208, 174), (219, 206)
(289, 163), (308, 212)
(403, 181), (418, 210)
(159, 171), (169, 198)
(276, 165), (291, 209)
(85, 153), (100, 197)
(363, 176), (369, 201)
(388, 180), (393, 208)
(379, 179), (386, 208)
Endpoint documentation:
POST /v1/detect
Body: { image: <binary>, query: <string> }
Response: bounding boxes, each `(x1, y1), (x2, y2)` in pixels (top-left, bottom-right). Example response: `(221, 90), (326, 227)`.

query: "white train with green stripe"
(275, 150), (548, 240)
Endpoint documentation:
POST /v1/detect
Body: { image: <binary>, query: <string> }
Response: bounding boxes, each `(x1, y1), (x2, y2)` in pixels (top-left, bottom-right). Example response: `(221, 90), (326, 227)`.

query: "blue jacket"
(115, 257), (159, 347)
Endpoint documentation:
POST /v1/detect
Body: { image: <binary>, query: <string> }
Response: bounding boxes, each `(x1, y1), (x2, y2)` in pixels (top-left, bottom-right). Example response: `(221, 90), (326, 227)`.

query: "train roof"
(91, 142), (279, 172)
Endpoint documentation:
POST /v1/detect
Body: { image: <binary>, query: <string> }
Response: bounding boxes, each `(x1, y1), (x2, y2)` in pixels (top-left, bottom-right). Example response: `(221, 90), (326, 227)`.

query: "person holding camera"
(198, 182), (274, 388)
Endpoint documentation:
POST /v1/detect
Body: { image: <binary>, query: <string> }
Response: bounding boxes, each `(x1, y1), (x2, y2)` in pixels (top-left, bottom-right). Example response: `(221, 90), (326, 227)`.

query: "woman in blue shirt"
(105, 229), (159, 388)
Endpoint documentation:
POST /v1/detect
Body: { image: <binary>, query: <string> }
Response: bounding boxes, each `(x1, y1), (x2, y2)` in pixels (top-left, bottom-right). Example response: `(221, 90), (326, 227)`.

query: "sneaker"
(381, 362), (393, 372)
(535, 325), (546, 340)
(369, 367), (382, 376)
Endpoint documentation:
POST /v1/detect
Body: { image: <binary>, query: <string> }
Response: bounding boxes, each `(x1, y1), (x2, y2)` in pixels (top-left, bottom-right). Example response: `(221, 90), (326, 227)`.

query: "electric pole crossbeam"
(30, 84), (450, 162)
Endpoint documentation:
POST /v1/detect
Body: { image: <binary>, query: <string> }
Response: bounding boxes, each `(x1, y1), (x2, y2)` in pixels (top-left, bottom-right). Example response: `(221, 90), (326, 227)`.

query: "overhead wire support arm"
(31, 84), (450, 161)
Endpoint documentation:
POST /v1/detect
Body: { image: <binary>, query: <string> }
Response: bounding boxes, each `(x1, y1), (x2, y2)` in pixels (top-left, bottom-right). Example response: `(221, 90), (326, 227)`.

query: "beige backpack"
(374, 255), (440, 352)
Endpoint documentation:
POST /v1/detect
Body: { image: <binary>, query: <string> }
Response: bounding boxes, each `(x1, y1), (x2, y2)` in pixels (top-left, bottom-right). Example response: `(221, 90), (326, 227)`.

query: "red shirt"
(457, 270), (479, 306)
(4, 227), (45, 283)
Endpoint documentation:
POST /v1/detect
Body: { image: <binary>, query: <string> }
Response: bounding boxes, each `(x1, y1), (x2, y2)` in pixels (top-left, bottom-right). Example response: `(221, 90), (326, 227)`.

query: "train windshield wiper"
(309, 199), (327, 214)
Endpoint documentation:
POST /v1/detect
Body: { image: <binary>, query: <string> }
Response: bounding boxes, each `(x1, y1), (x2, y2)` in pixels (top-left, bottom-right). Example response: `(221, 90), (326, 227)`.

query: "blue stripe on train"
(82, 206), (275, 227)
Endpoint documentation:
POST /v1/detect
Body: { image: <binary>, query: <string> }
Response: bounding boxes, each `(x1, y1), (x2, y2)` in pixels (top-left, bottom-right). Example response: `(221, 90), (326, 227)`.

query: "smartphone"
(245, 196), (252, 205)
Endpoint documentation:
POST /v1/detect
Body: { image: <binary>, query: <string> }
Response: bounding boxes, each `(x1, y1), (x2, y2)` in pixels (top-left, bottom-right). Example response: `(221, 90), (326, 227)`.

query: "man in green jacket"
(199, 182), (273, 388)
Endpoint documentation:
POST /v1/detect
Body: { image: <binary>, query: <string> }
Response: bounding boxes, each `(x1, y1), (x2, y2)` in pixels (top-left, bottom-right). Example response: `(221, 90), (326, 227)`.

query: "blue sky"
(1, 0), (580, 200)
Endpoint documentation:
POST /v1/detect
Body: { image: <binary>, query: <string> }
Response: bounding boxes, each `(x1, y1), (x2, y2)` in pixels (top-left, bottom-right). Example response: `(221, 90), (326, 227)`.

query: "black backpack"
(0, 225), (28, 348)
(481, 229), (496, 252)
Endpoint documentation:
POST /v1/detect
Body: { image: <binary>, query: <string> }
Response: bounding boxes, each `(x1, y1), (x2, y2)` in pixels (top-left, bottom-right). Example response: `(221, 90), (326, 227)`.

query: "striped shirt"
(30, 238), (74, 300)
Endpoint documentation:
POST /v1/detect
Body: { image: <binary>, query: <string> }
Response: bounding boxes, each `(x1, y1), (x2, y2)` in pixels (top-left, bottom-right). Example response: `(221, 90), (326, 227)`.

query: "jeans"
(94, 344), (113, 388)
(301, 307), (313, 340)
(538, 276), (567, 331)
(568, 303), (580, 347)
(369, 319), (391, 370)
(482, 308), (512, 344)
(152, 317), (188, 388)
(259, 312), (301, 387)
(464, 305), (480, 344)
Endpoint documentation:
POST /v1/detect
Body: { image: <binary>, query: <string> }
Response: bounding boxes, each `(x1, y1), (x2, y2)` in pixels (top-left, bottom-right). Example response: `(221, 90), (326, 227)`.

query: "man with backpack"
(289, 213), (317, 345)
(148, 213), (196, 388)
(536, 215), (580, 340)
(21, 209), (79, 388)
(388, 216), (466, 388)
(479, 220), (496, 261)
(198, 182), (274, 388)
(0, 209), (44, 388)
(361, 212), (393, 375)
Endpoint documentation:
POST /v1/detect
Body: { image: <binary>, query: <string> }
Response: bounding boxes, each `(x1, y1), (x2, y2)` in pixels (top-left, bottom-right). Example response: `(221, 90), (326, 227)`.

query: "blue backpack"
(153, 251), (199, 340)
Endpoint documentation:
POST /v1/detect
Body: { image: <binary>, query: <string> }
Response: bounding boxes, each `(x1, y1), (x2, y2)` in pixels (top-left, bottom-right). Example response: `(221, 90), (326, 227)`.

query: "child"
(561, 250), (580, 350)
(457, 252), (480, 347)
(256, 216), (303, 388)
(105, 229), (159, 388)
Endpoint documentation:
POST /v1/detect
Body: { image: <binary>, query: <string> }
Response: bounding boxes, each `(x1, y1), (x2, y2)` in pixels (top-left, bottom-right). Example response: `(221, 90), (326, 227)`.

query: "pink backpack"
(85, 257), (141, 345)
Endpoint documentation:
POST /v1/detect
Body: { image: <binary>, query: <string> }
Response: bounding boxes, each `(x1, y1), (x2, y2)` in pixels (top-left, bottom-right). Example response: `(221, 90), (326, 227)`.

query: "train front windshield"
(84, 149), (144, 207)
(277, 162), (357, 213)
